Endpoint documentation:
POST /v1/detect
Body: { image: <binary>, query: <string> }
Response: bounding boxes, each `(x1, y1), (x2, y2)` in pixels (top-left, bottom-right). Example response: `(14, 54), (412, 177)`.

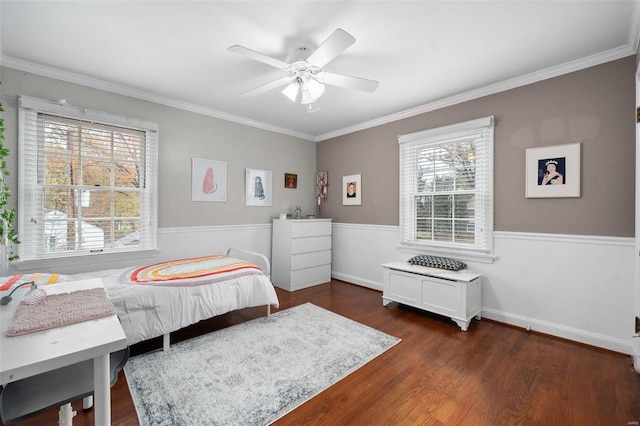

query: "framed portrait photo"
(192, 158), (227, 202)
(284, 173), (297, 189)
(245, 168), (272, 206)
(526, 143), (581, 198)
(342, 174), (362, 205)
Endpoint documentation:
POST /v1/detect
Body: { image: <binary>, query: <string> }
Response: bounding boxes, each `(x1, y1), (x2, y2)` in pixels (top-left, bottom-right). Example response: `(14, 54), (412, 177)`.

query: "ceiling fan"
(228, 28), (378, 111)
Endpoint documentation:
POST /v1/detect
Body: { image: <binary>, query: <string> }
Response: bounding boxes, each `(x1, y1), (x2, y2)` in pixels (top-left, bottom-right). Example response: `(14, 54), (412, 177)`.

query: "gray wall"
(1, 67), (318, 228)
(317, 56), (636, 237)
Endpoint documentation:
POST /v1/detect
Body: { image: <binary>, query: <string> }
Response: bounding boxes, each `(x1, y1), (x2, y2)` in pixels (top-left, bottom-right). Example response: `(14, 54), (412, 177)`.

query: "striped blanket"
(120, 255), (265, 287)
(0, 273), (77, 291)
(0, 255), (265, 291)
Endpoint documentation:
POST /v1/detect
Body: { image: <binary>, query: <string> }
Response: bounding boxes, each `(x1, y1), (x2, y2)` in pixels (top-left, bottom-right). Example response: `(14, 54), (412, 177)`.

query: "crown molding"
(1, 56), (316, 142)
(315, 45), (637, 142)
(3, 40), (636, 144)
(629, 0), (640, 53)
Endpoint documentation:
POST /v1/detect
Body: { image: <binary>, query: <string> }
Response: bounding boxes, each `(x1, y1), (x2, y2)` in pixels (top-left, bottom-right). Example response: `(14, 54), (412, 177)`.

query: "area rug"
(124, 303), (401, 426)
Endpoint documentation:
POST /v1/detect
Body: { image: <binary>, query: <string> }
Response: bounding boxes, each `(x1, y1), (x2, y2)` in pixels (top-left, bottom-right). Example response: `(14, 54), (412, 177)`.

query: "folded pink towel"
(6, 288), (116, 336)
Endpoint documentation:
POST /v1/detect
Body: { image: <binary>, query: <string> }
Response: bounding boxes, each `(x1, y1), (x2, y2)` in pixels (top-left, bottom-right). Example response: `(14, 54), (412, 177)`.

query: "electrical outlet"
(636, 317), (640, 334)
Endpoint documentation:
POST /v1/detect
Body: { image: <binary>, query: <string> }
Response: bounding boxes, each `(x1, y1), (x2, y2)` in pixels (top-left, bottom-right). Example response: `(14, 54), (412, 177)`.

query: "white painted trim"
(629, 0), (640, 52)
(316, 47), (636, 141)
(495, 231), (634, 247)
(331, 271), (382, 291)
(159, 223), (271, 234)
(331, 223), (635, 355)
(331, 222), (397, 232)
(1, 56), (315, 142)
(9, 223), (273, 275)
(12, 249), (162, 272)
(481, 307), (633, 355)
(634, 33), (640, 369)
(3, 42), (636, 143)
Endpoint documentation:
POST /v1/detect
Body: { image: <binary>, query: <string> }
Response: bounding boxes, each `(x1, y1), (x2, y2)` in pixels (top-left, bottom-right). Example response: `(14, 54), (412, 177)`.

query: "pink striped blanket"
(0, 255), (265, 290)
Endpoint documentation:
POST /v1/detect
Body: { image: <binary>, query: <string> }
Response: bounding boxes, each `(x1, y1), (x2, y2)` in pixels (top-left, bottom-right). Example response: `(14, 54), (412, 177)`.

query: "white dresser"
(382, 262), (482, 331)
(271, 218), (332, 291)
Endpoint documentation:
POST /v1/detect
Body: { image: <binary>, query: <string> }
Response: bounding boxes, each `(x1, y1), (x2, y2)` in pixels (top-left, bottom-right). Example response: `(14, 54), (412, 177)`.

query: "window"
(18, 96), (158, 262)
(398, 116), (494, 259)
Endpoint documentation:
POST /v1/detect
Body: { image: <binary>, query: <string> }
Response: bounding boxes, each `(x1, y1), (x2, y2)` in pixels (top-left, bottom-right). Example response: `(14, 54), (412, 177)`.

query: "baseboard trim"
(333, 273), (634, 355)
(481, 307), (633, 355)
(332, 272), (382, 292)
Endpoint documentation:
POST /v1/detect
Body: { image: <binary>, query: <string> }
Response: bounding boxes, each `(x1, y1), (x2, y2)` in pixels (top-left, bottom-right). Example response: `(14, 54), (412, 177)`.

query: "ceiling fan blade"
(319, 72), (379, 93)
(228, 45), (289, 69)
(307, 28), (356, 68)
(241, 76), (292, 98)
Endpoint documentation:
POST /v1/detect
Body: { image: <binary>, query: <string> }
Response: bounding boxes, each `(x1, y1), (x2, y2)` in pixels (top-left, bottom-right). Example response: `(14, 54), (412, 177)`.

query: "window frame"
(17, 95), (159, 267)
(398, 116), (494, 262)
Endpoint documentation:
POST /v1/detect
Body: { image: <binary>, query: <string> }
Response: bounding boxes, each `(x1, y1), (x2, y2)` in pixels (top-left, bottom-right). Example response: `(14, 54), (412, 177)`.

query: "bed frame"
(157, 248), (273, 351)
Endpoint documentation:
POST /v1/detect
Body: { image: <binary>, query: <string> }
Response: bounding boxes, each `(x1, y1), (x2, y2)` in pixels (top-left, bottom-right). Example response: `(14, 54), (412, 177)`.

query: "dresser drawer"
(290, 250), (331, 270)
(271, 218), (332, 292)
(291, 235), (332, 254)
(290, 264), (331, 287)
(290, 221), (331, 238)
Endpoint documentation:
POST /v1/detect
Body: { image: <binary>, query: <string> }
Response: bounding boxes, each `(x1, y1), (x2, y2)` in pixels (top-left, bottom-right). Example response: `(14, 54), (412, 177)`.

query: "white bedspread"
(75, 267), (279, 346)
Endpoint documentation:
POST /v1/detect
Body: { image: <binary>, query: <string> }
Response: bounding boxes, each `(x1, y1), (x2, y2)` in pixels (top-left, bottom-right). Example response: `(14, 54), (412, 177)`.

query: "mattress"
(2, 254), (280, 346)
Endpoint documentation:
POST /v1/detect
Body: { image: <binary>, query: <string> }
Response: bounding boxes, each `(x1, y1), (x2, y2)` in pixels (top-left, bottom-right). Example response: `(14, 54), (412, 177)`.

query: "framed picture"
(285, 173), (297, 189)
(246, 168), (272, 206)
(192, 158), (227, 202)
(526, 143), (581, 198)
(342, 174), (362, 205)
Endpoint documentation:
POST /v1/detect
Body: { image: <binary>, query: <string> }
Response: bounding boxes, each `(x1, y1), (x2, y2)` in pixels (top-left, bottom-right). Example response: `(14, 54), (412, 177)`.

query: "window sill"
(397, 244), (496, 264)
(12, 249), (162, 273)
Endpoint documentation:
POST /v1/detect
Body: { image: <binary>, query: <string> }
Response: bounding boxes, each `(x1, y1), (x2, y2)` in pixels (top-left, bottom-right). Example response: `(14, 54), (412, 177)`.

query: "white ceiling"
(1, 1), (639, 141)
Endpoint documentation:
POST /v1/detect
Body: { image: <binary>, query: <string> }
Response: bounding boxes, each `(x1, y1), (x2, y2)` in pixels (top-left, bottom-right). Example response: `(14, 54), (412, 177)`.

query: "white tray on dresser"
(382, 261), (482, 331)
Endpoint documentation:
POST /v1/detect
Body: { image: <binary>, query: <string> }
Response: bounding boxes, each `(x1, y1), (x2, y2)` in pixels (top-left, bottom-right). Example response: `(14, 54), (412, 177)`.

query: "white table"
(0, 278), (127, 425)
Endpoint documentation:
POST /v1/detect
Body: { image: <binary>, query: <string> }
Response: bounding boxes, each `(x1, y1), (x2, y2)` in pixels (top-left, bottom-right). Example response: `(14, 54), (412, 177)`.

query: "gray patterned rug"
(124, 303), (401, 426)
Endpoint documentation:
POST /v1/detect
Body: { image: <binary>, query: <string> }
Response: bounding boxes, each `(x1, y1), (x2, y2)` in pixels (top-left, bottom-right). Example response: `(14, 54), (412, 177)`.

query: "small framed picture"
(285, 173), (297, 188)
(342, 174), (362, 205)
(192, 158), (227, 202)
(526, 143), (581, 198)
(245, 168), (272, 206)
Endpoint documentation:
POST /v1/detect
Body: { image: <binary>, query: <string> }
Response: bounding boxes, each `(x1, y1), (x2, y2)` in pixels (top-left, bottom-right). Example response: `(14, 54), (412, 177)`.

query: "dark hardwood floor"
(4, 279), (640, 425)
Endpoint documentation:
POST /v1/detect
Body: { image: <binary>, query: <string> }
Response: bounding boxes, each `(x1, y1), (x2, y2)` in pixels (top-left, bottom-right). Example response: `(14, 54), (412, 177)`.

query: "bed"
(0, 248), (280, 349)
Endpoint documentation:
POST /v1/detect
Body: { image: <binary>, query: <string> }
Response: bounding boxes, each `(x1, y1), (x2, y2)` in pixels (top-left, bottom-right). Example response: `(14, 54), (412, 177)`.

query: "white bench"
(382, 262), (482, 331)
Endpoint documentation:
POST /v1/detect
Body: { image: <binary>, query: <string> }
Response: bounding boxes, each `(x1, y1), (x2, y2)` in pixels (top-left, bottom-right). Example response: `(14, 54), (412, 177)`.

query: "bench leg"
(58, 403), (76, 426)
(83, 395), (93, 409)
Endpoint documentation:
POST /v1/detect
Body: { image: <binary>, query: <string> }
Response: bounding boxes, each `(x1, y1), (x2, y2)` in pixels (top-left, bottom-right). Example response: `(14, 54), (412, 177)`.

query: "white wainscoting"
(25, 222), (633, 355)
(158, 224), (273, 263)
(331, 223), (636, 355)
(9, 224), (274, 276)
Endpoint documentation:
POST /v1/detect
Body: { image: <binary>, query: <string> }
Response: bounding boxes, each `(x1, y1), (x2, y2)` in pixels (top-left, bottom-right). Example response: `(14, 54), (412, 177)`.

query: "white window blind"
(398, 116), (494, 257)
(18, 95), (158, 261)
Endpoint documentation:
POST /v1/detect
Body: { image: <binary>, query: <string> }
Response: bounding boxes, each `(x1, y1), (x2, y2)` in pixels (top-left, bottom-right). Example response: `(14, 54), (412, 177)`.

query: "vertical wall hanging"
(342, 174), (362, 205)
(192, 158), (227, 202)
(316, 171), (328, 213)
(245, 168), (273, 206)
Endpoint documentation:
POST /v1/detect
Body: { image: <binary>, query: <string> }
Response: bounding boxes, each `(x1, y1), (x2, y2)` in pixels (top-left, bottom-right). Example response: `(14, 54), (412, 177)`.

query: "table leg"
(93, 353), (110, 426)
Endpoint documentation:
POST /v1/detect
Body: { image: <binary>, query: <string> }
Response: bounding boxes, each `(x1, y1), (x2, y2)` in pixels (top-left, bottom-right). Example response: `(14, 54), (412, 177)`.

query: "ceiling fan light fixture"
(281, 81), (299, 103)
(300, 78), (325, 105)
(230, 28), (379, 108)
